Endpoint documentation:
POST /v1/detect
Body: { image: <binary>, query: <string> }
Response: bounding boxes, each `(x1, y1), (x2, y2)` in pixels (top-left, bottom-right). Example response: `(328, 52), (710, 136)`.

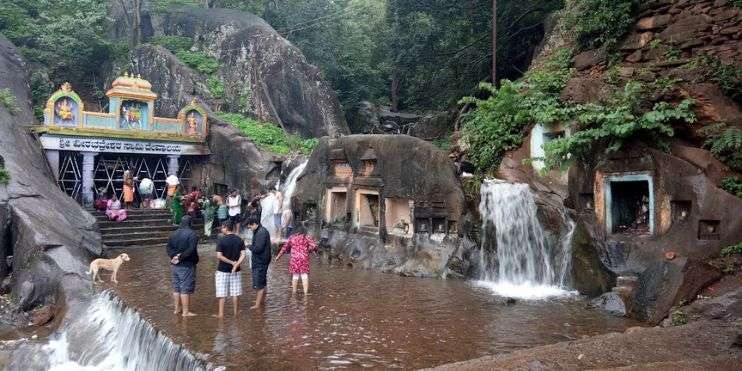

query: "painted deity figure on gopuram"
(186, 112), (199, 135)
(120, 102), (142, 130)
(55, 98), (74, 122)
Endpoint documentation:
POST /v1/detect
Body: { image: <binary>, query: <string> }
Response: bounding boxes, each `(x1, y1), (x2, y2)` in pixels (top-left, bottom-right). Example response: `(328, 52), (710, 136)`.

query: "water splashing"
(10, 291), (212, 370)
(476, 179), (576, 299)
(260, 160), (308, 240)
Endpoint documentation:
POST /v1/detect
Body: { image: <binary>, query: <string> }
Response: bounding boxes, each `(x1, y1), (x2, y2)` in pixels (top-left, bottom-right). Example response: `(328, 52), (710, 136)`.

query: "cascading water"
(259, 160), (308, 240)
(476, 179), (576, 299)
(9, 291), (212, 371)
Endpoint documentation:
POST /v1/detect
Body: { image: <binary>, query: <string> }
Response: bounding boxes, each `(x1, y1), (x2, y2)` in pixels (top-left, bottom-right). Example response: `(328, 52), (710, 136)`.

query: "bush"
(206, 77), (225, 100)
(0, 88), (19, 115)
(702, 123), (742, 172)
(564, 0), (641, 50)
(721, 242), (742, 257)
(149, 35), (193, 53)
(176, 50), (220, 75)
(721, 176), (742, 198)
(217, 112), (318, 155)
(686, 54), (742, 103)
(461, 49), (573, 172)
(0, 167), (9, 185)
(670, 310), (688, 326)
(543, 82), (696, 170)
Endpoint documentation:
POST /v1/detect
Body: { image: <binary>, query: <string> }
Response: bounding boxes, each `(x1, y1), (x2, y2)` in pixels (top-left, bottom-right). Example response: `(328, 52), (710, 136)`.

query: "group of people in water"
(95, 167), (315, 318)
(166, 212), (318, 318)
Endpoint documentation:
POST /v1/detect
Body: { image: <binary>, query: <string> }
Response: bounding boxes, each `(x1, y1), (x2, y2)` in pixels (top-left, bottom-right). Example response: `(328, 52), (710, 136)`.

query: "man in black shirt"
(214, 220), (246, 318)
(246, 216), (271, 309)
(166, 215), (199, 317)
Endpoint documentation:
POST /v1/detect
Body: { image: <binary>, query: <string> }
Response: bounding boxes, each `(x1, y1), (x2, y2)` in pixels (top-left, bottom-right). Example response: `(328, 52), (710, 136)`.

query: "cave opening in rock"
(609, 180), (651, 234)
(385, 198), (412, 236)
(326, 189), (347, 225)
(357, 192), (380, 228)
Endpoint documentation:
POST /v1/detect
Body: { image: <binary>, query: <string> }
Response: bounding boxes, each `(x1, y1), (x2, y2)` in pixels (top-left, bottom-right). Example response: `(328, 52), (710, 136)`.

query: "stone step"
(102, 230), (173, 241)
(99, 224), (178, 234)
(104, 236), (171, 247)
(94, 213), (174, 222)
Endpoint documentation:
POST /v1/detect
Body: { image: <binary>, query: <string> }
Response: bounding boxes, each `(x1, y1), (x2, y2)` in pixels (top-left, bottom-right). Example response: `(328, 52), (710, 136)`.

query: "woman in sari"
(122, 167), (136, 209)
(170, 188), (184, 226)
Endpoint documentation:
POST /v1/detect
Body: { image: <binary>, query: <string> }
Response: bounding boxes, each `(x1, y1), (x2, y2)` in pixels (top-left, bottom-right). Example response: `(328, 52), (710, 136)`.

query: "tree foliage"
(563, 0), (641, 50)
(0, 0), (115, 116)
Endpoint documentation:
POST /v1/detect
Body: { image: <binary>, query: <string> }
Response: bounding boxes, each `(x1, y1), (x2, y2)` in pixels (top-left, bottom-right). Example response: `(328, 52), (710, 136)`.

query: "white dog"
(86, 253), (131, 283)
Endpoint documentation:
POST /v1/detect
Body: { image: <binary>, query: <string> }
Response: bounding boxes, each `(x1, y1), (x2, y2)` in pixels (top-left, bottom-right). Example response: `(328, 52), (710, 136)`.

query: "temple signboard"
(40, 135), (210, 156)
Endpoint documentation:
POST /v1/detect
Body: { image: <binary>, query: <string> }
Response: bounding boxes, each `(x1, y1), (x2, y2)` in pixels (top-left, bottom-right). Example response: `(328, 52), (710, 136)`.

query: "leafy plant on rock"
(176, 50), (220, 75)
(720, 176), (742, 198)
(149, 35), (193, 53)
(720, 242), (742, 257)
(702, 123), (742, 172)
(217, 112), (318, 155)
(0, 167), (9, 185)
(0, 88), (19, 115)
(563, 0), (641, 50)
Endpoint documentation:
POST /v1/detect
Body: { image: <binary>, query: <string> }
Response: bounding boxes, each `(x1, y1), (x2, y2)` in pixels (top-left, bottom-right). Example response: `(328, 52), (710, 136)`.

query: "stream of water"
(100, 246), (635, 370)
(477, 179), (576, 299)
(258, 160), (307, 241)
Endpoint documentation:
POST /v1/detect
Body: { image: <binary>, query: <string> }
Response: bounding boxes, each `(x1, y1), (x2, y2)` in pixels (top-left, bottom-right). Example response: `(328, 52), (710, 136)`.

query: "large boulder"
(295, 135), (467, 278)
(117, 4), (350, 138)
(347, 101), (453, 140)
(0, 36), (100, 310)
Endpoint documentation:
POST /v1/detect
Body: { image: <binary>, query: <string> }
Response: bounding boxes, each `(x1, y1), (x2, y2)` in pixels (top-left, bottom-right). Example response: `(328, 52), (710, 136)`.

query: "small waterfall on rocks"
(260, 160), (308, 240)
(477, 179), (576, 299)
(9, 291), (212, 371)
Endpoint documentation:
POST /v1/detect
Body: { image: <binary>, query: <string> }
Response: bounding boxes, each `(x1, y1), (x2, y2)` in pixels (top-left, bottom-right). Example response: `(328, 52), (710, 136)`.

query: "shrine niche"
(44, 82), (83, 127)
(119, 100), (147, 130)
(385, 198), (412, 236)
(604, 173), (654, 235)
(177, 100), (209, 137)
(325, 187), (348, 225)
(355, 189), (380, 230)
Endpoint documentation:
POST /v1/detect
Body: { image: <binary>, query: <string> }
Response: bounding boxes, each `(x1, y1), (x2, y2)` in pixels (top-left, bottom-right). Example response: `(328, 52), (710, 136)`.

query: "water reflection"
(108, 246), (635, 369)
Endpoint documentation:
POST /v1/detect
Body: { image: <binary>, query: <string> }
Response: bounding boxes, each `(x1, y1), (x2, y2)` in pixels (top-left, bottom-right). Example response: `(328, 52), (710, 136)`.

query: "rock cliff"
(497, 0), (742, 323)
(113, 3), (350, 138)
(0, 36), (101, 311)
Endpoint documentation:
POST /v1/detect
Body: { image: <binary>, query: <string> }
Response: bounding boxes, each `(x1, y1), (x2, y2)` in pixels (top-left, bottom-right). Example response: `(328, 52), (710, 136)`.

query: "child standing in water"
(274, 226), (317, 295)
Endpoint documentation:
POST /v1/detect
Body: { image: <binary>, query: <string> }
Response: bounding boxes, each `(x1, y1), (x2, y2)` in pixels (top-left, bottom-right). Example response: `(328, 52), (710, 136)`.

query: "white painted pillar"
(81, 151), (98, 207)
(45, 150), (60, 181)
(167, 155), (180, 176)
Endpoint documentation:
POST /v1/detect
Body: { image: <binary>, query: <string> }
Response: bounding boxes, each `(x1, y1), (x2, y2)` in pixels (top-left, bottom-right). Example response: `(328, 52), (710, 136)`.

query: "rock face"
(347, 101), (454, 140)
(294, 135), (470, 278)
(117, 4), (350, 138)
(0, 36), (100, 310)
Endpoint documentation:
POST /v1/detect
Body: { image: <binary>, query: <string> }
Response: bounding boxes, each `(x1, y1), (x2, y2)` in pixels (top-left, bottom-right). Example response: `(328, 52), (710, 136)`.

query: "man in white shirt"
(227, 189), (242, 234)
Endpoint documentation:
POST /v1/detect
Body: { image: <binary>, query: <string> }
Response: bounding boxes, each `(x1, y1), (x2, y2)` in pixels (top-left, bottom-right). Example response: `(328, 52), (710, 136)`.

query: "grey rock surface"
(0, 36), (100, 310)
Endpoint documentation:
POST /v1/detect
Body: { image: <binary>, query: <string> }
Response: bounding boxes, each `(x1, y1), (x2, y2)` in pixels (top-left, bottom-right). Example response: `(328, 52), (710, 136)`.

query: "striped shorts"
(214, 271), (242, 298)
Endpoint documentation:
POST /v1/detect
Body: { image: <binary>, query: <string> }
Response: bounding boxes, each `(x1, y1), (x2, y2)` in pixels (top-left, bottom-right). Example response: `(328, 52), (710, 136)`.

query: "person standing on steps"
(122, 166), (136, 209)
(214, 221), (246, 318)
(246, 216), (271, 309)
(166, 215), (200, 317)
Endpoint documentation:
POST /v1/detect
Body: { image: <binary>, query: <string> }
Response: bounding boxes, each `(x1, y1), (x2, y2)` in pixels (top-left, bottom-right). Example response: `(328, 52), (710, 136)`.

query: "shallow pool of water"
(108, 246), (635, 370)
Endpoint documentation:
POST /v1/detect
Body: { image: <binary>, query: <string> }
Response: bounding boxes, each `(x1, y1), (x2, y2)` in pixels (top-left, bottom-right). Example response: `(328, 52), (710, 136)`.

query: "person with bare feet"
(214, 221), (246, 318)
(166, 215), (200, 317)
(246, 216), (271, 309)
(274, 226), (317, 295)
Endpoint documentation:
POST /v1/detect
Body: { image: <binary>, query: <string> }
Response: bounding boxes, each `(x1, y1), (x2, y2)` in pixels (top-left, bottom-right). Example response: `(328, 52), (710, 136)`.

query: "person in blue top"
(246, 216), (271, 309)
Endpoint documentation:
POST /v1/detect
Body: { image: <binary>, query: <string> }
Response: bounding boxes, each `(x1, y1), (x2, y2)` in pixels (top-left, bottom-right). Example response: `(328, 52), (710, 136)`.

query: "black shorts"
(171, 264), (196, 294)
(229, 214), (242, 224)
(251, 265), (268, 290)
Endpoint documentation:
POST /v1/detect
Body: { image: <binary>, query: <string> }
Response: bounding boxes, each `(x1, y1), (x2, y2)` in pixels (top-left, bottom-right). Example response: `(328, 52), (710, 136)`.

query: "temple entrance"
(606, 174), (653, 235)
(325, 188), (348, 225)
(356, 190), (380, 230)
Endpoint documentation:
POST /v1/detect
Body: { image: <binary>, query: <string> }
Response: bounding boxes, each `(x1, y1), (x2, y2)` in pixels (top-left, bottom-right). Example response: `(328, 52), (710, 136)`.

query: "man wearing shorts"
(214, 221), (246, 317)
(227, 189), (242, 234)
(166, 215), (199, 317)
(246, 216), (271, 309)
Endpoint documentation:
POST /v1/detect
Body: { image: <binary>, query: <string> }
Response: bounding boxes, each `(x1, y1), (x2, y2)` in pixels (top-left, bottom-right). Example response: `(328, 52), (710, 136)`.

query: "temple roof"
(106, 73), (157, 100)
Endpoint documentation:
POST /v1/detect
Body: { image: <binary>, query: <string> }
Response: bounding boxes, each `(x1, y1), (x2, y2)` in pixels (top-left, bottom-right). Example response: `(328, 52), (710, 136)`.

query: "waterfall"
(476, 179), (575, 299)
(9, 291), (213, 371)
(260, 160), (308, 240)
